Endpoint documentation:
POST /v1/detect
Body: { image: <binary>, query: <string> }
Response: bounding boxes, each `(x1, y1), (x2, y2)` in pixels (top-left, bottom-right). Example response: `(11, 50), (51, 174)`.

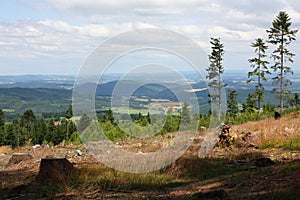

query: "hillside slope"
(0, 112), (300, 199)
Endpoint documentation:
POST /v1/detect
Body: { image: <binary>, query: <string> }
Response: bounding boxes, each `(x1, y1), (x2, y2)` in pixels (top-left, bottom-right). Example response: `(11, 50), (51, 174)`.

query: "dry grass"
(232, 111), (300, 147)
(0, 146), (12, 154)
(75, 163), (180, 191)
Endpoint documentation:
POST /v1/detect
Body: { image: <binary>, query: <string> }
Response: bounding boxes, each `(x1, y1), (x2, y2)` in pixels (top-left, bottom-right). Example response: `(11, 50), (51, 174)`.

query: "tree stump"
(37, 158), (76, 183)
(6, 153), (33, 167)
(217, 124), (237, 147)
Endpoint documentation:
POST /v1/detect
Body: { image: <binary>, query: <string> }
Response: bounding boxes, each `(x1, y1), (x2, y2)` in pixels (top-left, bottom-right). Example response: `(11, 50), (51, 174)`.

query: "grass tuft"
(260, 137), (300, 150)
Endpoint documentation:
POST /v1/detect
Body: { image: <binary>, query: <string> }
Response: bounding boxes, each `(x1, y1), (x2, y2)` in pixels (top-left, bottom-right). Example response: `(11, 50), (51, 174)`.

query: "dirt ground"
(1, 114), (300, 199)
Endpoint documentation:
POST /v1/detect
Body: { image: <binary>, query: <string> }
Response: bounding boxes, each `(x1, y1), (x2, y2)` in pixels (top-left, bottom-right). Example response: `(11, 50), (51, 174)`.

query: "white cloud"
(1, 0), (300, 74)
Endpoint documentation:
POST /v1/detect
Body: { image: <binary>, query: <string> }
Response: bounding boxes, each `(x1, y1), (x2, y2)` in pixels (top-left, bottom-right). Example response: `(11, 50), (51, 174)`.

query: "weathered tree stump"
(274, 111), (281, 120)
(37, 158), (76, 183)
(6, 153), (33, 167)
(217, 124), (237, 147)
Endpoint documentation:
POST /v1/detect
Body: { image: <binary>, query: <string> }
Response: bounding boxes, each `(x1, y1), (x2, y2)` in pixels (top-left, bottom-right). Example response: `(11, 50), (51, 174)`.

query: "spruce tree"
(266, 11), (298, 110)
(227, 90), (238, 117)
(65, 105), (73, 140)
(206, 38), (226, 119)
(242, 93), (256, 113)
(248, 38), (270, 110)
(181, 101), (191, 124)
(0, 109), (4, 127)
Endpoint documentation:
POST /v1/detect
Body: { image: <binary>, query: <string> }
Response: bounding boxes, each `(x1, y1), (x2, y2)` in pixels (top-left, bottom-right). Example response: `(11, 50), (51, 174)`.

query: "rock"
(192, 189), (227, 199)
(76, 149), (83, 156)
(253, 158), (275, 167)
(6, 153), (33, 167)
(32, 144), (41, 149)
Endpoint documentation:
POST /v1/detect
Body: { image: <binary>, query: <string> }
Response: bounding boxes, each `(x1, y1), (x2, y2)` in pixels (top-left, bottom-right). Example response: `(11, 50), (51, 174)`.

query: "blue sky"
(0, 0), (299, 75)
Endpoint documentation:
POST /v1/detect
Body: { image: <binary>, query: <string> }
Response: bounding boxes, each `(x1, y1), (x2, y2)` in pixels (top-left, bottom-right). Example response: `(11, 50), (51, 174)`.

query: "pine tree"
(288, 93), (300, 108)
(78, 113), (91, 132)
(295, 93), (300, 108)
(0, 109), (4, 127)
(206, 38), (226, 119)
(266, 11), (298, 110)
(65, 105), (73, 140)
(248, 38), (270, 110)
(181, 101), (191, 124)
(147, 112), (151, 124)
(107, 108), (114, 124)
(21, 110), (36, 125)
(65, 105), (73, 120)
(227, 90), (238, 117)
(0, 109), (5, 145)
(242, 93), (256, 113)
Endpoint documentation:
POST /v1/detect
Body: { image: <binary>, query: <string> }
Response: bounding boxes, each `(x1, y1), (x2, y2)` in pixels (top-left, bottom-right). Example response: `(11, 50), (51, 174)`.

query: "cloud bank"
(0, 0), (299, 74)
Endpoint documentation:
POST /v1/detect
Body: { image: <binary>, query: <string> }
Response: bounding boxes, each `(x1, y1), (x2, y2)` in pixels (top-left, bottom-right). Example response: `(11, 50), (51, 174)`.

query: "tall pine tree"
(65, 105), (73, 140)
(266, 11), (298, 110)
(227, 90), (238, 117)
(181, 101), (191, 124)
(206, 38), (226, 120)
(247, 38), (270, 110)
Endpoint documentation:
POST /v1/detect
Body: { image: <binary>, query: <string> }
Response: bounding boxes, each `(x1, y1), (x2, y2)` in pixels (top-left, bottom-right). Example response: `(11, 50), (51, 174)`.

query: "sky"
(0, 0), (300, 75)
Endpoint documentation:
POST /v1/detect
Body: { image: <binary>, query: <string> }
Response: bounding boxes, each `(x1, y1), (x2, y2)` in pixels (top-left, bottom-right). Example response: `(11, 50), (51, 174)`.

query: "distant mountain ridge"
(2, 71), (297, 114)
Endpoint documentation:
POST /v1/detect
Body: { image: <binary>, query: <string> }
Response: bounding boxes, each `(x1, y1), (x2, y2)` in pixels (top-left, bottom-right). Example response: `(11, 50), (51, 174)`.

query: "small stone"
(32, 144), (41, 149)
(76, 149), (83, 156)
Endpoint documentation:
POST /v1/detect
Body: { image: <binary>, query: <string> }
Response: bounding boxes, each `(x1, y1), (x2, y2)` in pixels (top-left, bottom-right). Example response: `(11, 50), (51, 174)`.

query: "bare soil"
(1, 113), (300, 199)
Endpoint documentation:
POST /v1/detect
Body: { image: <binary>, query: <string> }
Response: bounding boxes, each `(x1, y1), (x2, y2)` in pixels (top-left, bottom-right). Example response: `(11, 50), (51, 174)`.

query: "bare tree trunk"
(258, 48), (261, 110)
(280, 34), (284, 112)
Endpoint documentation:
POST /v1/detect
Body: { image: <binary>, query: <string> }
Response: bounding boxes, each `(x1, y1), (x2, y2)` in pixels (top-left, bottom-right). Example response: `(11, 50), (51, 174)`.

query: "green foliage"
(226, 106), (276, 126)
(295, 93), (300, 107)
(263, 102), (276, 113)
(94, 169), (176, 191)
(65, 105), (73, 119)
(227, 90), (238, 117)
(260, 137), (300, 150)
(181, 102), (191, 124)
(288, 93), (300, 108)
(21, 110), (36, 124)
(135, 112), (151, 127)
(0, 110), (77, 147)
(157, 112), (180, 135)
(77, 113), (91, 132)
(248, 38), (270, 109)
(0, 110), (4, 145)
(100, 121), (127, 141)
(198, 114), (210, 128)
(68, 132), (82, 144)
(179, 158), (249, 180)
(267, 11), (298, 110)
(242, 93), (257, 113)
(0, 109), (4, 127)
(206, 38), (227, 119)
(79, 123), (105, 143)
